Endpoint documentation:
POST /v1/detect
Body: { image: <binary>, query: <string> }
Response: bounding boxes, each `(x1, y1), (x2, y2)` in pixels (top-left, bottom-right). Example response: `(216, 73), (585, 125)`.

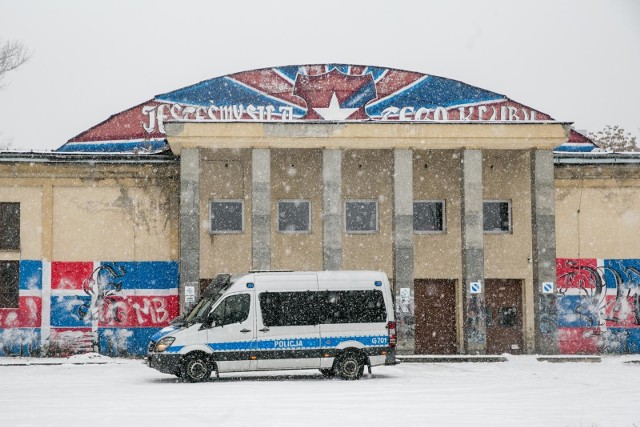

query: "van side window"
(259, 290), (387, 326)
(319, 290), (386, 324)
(211, 294), (251, 326)
(259, 291), (317, 327)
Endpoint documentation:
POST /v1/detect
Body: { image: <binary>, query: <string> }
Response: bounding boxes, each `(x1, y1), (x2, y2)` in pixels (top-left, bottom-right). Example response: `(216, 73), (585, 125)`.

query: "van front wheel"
(336, 351), (364, 380)
(181, 354), (212, 382)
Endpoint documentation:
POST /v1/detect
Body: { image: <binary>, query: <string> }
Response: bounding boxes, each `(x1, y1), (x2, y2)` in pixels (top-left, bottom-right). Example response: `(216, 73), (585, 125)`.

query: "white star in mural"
(313, 92), (358, 120)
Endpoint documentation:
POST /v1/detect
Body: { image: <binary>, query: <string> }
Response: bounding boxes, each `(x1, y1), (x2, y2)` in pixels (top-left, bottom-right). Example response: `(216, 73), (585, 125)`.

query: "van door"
(205, 291), (256, 373)
(255, 274), (321, 370)
(318, 275), (389, 362)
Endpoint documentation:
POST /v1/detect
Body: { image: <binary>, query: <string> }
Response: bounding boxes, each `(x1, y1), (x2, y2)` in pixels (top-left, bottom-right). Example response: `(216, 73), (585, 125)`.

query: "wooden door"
(485, 279), (524, 354)
(415, 279), (457, 354)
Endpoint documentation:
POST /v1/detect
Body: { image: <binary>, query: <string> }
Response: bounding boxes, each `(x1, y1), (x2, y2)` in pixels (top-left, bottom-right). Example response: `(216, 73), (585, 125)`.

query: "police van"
(147, 270), (397, 382)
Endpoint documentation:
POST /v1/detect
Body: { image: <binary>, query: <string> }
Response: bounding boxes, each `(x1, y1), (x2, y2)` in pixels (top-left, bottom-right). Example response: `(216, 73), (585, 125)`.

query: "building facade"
(0, 64), (638, 356)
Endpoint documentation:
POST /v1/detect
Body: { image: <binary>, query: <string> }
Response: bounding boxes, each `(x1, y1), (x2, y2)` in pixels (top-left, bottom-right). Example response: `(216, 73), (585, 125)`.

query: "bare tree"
(0, 39), (31, 87)
(589, 125), (639, 153)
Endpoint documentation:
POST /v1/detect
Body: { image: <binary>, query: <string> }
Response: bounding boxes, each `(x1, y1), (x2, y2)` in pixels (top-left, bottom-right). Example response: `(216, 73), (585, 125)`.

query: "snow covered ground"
(1, 354), (639, 426)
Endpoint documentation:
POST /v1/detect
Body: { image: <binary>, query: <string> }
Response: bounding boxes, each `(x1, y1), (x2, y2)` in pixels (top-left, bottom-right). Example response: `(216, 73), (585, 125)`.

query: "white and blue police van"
(147, 270), (397, 382)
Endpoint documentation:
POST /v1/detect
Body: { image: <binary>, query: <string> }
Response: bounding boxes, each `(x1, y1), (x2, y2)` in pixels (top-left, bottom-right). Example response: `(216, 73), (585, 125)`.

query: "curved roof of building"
(59, 64), (596, 154)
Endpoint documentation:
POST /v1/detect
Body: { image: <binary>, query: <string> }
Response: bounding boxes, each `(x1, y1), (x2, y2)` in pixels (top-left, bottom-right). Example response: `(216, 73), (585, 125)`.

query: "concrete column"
(252, 149), (271, 271)
(323, 149), (342, 270)
(393, 149), (415, 354)
(179, 148), (200, 312)
(461, 149), (486, 354)
(531, 150), (558, 354)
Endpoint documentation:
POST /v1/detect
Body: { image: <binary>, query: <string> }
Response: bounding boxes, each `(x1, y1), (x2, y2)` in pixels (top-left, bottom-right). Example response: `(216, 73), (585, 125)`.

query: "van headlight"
(155, 337), (175, 352)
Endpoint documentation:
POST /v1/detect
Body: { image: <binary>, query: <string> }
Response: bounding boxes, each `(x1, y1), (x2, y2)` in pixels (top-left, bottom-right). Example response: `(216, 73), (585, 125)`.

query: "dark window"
(259, 290), (387, 326)
(0, 260), (19, 308)
(345, 200), (378, 233)
(277, 200), (310, 233)
(319, 290), (387, 324)
(259, 291), (318, 327)
(0, 203), (20, 250)
(414, 201), (444, 232)
(483, 201), (511, 233)
(210, 294), (250, 326)
(210, 200), (243, 233)
(499, 306), (518, 327)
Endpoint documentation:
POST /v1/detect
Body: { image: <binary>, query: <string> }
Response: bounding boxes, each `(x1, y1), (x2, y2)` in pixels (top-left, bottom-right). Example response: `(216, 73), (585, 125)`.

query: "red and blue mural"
(0, 260), (178, 357)
(557, 258), (640, 354)
(58, 64), (596, 154)
(4, 257), (639, 355)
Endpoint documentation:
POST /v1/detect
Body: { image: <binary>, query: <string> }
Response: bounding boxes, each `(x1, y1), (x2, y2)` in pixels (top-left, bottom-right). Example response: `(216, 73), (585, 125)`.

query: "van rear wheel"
(336, 351), (364, 380)
(181, 354), (212, 382)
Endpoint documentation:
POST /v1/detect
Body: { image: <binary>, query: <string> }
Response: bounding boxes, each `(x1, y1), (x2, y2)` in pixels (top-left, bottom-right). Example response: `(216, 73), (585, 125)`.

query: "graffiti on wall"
(0, 260), (179, 357)
(557, 258), (640, 354)
(58, 63), (603, 155)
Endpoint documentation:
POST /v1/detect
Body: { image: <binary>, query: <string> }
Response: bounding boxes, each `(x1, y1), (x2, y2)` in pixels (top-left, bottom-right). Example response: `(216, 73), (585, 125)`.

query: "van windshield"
(183, 274), (234, 326)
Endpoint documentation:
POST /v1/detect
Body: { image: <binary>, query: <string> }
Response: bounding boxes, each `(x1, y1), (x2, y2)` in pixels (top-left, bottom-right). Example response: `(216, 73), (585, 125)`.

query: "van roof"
(234, 270), (386, 281)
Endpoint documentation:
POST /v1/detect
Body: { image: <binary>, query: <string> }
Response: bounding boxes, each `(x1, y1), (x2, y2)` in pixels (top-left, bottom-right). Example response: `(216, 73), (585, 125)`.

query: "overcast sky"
(1, 0), (638, 151)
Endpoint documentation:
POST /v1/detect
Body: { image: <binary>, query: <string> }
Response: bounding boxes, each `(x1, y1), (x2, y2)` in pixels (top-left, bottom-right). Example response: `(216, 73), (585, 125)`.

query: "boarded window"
(0, 203), (20, 250)
(210, 200), (243, 233)
(483, 201), (511, 233)
(414, 201), (445, 232)
(0, 260), (19, 308)
(345, 200), (378, 233)
(277, 200), (311, 233)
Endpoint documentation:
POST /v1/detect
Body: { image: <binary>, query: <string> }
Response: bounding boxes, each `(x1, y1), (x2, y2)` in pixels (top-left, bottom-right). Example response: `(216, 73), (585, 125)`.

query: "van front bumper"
(147, 353), (182, 375)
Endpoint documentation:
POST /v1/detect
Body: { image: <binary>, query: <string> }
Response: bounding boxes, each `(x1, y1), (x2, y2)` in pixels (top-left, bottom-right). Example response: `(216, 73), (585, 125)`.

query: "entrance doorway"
(414, 279), (457, 354)
(485, 279), (524, 354)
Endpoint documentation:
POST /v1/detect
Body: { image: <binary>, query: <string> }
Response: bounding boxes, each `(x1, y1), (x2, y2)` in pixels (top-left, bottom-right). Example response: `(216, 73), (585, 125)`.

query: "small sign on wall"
(469, 281), (482, 294)
(542, 282), (554, 294)
(399, 287), (412, 314)
(185, 285), (196, 306)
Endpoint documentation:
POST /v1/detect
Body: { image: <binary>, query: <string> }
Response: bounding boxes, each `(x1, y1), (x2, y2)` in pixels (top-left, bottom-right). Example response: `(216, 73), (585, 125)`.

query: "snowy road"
(1, 355), (638, 426)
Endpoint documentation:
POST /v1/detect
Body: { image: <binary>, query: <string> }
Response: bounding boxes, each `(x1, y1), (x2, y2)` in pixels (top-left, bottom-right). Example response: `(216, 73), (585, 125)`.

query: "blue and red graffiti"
(0, 260), (178, 357)
(557, 258), (640, 354)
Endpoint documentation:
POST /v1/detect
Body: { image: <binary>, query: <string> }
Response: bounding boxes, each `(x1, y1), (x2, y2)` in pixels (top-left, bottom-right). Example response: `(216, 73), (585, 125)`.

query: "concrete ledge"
(0, 353), (121, 366)
(0, 361), (110, 367)
(536, 356), (601, 363)
(397, 355), (508, 363)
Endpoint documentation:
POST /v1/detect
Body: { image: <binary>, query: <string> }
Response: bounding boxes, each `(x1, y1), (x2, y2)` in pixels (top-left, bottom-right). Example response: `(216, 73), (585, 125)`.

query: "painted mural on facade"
(58, 64), (595, 154)
(557, 258), (640, 354)
(0, 260), (178, 357)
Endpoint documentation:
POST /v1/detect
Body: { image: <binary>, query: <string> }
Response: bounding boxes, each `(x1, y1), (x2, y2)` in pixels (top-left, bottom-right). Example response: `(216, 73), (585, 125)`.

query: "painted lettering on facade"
(141, 101), (543, 134)
(142, 103), (296, 134)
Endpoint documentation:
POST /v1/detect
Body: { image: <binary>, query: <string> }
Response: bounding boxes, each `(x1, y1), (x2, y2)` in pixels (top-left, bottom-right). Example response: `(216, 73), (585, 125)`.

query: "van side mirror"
(201, 312), (219, 329)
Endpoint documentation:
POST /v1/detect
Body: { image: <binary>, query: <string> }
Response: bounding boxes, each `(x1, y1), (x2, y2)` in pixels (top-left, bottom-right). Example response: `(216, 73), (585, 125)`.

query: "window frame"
(344, 199), (379, 234)
(483, 199), (512, 234)
(276, 199), (312, 234)
(209, 199), (244, 234)
(413, 200), (446, 234)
